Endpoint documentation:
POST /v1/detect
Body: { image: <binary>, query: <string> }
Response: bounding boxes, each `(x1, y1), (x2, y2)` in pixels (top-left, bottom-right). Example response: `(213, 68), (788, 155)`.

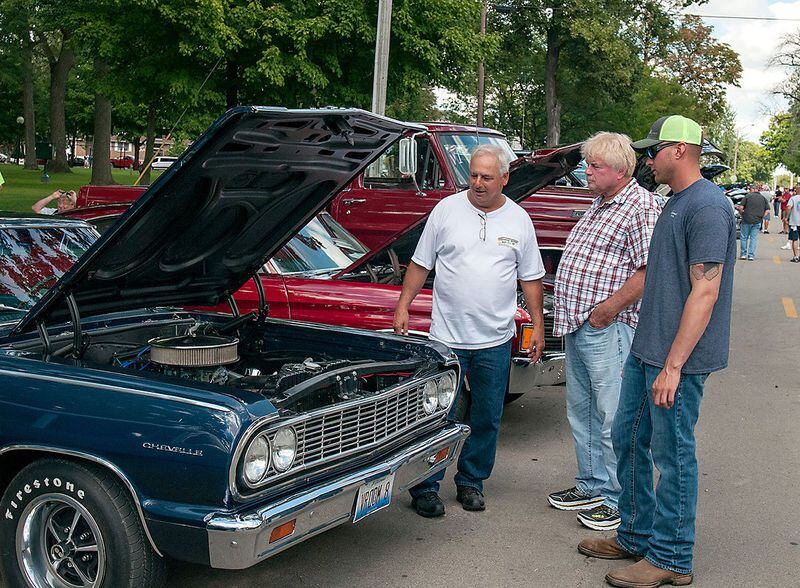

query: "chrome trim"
(0, 444), (163, 558)
(207, 422), (470, 569)
(0, 369), (233, 413)
(233, 371), (455, 494)
(508, 352), (566, 394)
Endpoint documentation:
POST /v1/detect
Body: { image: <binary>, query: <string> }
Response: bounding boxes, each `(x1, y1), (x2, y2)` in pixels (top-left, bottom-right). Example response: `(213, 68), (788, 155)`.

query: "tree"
(648, 15), (742, 120)
(761, 111), (800, 174)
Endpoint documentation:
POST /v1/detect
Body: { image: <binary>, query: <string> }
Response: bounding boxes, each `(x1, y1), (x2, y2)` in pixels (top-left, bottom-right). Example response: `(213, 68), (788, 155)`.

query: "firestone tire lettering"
(0, 458), (165, 588)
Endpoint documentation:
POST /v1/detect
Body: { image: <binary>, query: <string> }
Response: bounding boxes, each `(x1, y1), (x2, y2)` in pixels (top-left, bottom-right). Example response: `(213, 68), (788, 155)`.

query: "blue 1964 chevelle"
(0, 108), (469, 587)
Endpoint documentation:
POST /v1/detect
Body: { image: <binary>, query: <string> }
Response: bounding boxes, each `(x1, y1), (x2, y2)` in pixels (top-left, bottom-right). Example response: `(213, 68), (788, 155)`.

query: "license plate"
(353, 473), (395, 523)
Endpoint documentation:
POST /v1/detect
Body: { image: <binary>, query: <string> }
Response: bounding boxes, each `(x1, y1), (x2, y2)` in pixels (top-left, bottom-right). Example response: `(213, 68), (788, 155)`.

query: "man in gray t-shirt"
(577, 115), (735, 587)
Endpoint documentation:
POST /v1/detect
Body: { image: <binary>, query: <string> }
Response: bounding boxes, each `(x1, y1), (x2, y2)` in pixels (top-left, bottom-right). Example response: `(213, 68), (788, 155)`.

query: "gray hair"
(471, 144), (511, 175)
(581, 131), (636, 177)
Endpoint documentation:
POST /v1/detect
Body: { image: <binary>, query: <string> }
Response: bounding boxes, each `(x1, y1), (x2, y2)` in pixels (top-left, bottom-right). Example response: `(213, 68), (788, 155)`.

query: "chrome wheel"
(16, 493), (106, 588)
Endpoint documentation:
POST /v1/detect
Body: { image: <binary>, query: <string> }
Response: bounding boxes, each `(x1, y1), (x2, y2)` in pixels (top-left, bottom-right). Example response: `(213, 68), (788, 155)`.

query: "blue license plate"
(353, 473), (395, 523)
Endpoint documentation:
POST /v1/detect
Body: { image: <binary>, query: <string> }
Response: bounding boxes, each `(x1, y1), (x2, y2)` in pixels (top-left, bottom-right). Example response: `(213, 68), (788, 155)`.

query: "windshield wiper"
(0, 304), (26, 313)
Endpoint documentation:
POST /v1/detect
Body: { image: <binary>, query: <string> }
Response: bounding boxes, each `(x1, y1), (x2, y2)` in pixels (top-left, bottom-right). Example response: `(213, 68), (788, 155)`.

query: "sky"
(687, 0), (800, 140)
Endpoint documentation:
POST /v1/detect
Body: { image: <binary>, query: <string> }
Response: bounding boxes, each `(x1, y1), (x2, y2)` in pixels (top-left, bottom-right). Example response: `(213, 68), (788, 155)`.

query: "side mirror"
(398, 137), (417, 176)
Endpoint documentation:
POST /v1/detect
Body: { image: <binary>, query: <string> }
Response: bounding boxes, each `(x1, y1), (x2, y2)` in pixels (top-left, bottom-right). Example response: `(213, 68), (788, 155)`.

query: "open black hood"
(14, 107), (421, 334)
(335, 143), (583, 277)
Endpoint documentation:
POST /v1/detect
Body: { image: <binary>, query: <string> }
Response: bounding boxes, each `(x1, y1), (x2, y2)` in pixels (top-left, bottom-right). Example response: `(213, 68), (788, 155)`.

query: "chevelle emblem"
(142, 442), (203, 457)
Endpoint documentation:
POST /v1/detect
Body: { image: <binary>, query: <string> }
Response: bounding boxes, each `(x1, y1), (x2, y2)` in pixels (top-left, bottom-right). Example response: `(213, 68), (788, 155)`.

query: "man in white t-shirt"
(787, 191), (800, 262)
(393, 144), (546, 517)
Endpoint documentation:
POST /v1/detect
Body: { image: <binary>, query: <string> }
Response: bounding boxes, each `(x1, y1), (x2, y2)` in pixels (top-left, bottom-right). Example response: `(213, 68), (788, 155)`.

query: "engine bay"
(60, 316), (435, 412)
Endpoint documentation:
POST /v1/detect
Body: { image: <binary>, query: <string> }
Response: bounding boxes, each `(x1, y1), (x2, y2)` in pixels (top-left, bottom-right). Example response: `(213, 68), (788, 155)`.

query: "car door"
(329, 136), (451, 249)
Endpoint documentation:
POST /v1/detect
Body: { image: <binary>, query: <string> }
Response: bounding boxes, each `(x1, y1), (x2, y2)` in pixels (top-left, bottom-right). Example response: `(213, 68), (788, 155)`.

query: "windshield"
(271, 213), (367, 275)
(439, 133), (517, 188)
(0, 226), (98, 321)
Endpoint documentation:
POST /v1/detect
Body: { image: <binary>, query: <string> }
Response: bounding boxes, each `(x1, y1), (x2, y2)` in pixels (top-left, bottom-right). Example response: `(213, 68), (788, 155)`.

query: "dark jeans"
(409, 339), (512, 497)
(613, 354), (709, 575)
(774, 200), (781, 216)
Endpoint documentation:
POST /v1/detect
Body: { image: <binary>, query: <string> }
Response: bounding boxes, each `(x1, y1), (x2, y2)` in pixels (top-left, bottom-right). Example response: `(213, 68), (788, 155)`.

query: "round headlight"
(437, 370), (457, 409)
(422, 380), (438, 414)
(243, 434), (269, 484)
(271, 427), (297, 472)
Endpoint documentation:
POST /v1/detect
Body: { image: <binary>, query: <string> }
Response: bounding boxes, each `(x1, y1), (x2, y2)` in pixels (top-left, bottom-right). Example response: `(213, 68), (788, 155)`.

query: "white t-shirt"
(412, 191), (544, 349)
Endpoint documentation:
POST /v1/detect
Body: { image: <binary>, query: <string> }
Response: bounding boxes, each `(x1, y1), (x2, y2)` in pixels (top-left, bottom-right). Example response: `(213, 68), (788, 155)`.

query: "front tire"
(0, 459), (165, 588)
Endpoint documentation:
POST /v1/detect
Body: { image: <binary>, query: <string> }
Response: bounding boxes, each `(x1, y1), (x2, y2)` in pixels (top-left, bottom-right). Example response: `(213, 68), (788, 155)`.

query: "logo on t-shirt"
(497, 236), (519, 248)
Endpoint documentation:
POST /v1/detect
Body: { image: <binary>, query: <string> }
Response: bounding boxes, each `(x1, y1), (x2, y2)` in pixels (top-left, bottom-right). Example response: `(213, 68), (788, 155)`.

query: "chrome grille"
(542, 313), (564, 353)
(259, 374), (446, 481)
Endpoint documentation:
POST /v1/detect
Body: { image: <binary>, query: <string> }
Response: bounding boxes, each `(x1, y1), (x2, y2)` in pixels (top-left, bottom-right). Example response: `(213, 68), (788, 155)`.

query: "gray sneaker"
(577, 504), (621, 530)
(547, 486), (604, 511)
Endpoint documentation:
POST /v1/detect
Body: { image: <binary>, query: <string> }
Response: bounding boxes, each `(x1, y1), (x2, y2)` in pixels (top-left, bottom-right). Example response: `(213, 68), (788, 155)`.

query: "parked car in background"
(329, 124), (594, 261)
(110, 155), (137, 169)
(151, 155), (178, 171)
(0, 107), (470, 586)
(70, 155), (86, 166)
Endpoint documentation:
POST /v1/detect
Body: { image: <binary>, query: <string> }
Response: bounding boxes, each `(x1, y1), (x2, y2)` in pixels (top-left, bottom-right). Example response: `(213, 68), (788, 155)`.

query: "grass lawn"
(0, 164), (159, 212)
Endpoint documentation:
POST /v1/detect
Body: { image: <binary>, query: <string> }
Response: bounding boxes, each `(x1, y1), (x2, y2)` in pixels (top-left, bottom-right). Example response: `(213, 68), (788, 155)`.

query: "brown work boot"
(577, 536), (640, 560)
(605, 559), (693, 587)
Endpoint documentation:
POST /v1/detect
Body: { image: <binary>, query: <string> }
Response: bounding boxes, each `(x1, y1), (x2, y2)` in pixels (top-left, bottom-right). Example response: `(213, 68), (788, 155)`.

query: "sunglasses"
(478, 212), (487, 242)
(644, 142), (676, 160)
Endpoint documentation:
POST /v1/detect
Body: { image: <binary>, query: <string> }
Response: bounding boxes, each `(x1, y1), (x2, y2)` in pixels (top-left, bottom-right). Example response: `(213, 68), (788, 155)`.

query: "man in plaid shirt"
(547, 132), (660, 531)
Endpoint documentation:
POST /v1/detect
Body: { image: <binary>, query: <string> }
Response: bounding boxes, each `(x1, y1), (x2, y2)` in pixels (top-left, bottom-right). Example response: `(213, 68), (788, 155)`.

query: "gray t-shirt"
(740, 191), (769, 224)
(788, 194), (800, 226)
(630, 178), (736, 374)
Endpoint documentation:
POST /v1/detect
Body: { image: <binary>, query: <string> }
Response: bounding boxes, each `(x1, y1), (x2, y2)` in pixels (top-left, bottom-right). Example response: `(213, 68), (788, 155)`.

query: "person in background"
(737, 184), (769, 260)
(760, 186), (772, 233)
(788, 189), (800, 263)
(773, 187), (783, 219)
(32, 189), (77, 214)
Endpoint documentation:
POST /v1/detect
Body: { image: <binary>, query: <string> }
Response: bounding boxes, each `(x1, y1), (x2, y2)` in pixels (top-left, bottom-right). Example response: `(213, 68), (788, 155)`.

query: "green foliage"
(761, 111), (800, 175)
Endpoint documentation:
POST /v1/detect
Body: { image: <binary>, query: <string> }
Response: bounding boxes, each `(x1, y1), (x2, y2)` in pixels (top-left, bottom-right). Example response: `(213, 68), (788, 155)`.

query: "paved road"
(170, 234), (800, 587)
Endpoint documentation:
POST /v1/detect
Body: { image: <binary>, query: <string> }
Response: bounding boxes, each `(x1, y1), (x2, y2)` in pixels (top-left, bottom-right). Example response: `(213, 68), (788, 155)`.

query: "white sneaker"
(781, 243), (791, 250)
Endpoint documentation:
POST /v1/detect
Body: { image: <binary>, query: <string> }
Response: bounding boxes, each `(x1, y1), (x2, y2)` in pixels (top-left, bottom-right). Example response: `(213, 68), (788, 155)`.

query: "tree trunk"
(47, 42), (75, 173)
(132, 137), (142, 171)
(140, 102), (156, 185)
(90, 60), (114, 185)
(544, 26), (561, 147)
(22, 38), (38, 169)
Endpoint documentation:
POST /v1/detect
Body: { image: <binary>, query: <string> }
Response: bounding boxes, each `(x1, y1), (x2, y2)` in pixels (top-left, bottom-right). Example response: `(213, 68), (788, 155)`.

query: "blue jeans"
(565, 321), (633, 509)
(409, 340), (512, 497)
(613, 355), (708, 575)
(739, 222), (760, 258)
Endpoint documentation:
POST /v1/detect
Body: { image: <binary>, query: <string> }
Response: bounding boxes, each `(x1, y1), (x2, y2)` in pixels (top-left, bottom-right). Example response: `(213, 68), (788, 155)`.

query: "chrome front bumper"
(508, 352), (566, 395)
(206, 422), (470, 569)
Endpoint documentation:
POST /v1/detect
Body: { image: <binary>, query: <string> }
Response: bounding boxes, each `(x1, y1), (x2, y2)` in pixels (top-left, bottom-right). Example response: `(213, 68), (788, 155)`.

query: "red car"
(110, 155), (138, 169)
(329, 123), (594, 273)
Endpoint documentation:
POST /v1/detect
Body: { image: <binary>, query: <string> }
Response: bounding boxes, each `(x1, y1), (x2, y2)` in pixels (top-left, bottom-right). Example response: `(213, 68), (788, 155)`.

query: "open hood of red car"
(335, 143), (583, 279)
(14, 107), (422, 334)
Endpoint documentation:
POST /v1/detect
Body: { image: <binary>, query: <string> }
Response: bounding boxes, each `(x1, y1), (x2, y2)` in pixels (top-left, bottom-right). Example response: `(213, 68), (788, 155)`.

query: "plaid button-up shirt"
(553, 178), (661, 336)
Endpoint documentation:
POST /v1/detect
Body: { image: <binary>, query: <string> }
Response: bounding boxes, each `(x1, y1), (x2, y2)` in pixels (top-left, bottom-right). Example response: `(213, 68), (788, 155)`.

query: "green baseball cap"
(631, 115), (703, 150)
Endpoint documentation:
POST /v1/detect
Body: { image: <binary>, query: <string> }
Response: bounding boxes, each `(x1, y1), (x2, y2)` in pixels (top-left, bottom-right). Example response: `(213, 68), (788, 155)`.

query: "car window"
(363, 137), (441, 190)
(0, 226), (98, 320)
(438, 133), (516, 188)
(270, 214), (367, 275)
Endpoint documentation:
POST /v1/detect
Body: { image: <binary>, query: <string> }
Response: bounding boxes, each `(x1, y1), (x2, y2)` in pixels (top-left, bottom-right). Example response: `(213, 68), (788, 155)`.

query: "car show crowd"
(392, 115), (736, 588)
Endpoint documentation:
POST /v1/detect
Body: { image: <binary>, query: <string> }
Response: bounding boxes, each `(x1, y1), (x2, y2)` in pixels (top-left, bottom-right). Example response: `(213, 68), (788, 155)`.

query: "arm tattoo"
(690, 262), (720, 281)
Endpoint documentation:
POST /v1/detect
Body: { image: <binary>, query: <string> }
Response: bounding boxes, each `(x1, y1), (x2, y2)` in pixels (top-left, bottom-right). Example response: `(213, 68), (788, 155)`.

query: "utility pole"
(371, 0), (393, 115)
(476, 1), (488, 127)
